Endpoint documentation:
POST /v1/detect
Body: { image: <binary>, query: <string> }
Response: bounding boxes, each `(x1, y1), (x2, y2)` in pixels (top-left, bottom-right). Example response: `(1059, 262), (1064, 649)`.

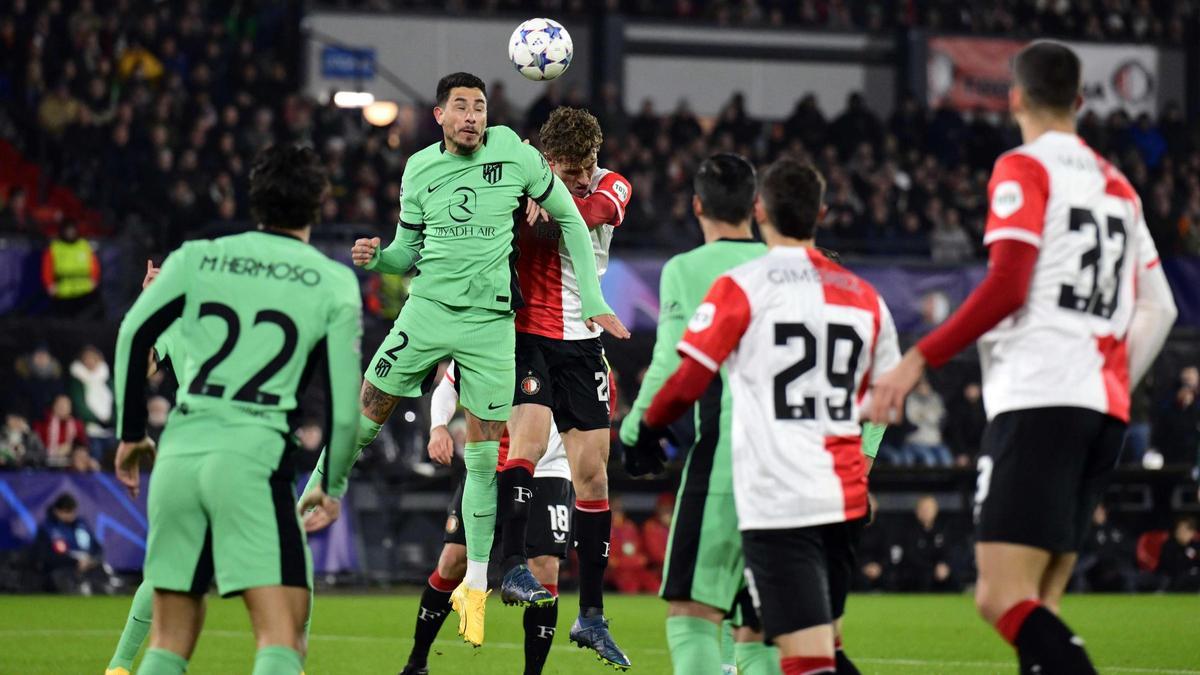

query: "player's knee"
(464, 444), (499, 476)
(574, 470), (608, 501)
(439, 556), (467, 581)
(973, 583), (1007, 624)
(667, 600), (724, 623)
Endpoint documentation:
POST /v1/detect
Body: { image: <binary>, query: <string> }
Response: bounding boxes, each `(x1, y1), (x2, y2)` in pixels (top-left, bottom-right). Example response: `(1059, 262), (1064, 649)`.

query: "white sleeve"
(429, 364), (459, 430)
(1127, 260), (1176, 387)
(871, 296), (902, 380)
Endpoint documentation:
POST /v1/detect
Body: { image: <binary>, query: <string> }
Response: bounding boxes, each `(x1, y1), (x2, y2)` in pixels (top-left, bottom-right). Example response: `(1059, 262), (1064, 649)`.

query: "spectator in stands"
(901, 378), (952, 466)
(295, 420), (324, 474)
(1074, 503), (1136, 592)
(855, 493), (899, 591)
(0, 186), (32, 234)
(145, 396), (171, 444)
(945, 382), (986, 466)
(34, 394), (87, 468)
(607, 497), (656, 594)
(32, 492), (114, 594)
(2, 412), (45, 468)
(898, 495), (960, 592)
(68, 442), (99, 473)
(1156, 516), (1200, 592)
(41, 222), (101, 318)
(67, 345), (113, 454)
(1154, 384), (1200, 468)
(11, 346), (64, 420)
(36, 80), (81, 140)
(641, 492), (674, 589)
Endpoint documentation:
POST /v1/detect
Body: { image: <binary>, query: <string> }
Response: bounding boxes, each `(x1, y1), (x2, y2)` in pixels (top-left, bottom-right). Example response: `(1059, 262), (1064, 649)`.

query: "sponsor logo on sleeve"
(612, 180), (629, 203)
(688, 302), (716, 332)
(990, 180), (1024, 219)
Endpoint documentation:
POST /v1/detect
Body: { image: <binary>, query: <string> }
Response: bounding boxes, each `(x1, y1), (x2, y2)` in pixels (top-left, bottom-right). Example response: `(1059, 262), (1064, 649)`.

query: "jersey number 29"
(772, 322), (863, 422)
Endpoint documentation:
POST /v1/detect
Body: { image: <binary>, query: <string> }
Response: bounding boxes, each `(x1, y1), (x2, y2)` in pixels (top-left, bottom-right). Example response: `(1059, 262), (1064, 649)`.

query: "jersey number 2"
(188, 302), (299, 405)
(773, 322), (863, 421)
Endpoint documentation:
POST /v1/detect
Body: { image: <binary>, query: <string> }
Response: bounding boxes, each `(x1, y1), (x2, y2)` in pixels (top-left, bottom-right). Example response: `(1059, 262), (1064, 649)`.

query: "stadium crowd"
(334, 0), (1197, 43)
(2, 1), (1200, 261)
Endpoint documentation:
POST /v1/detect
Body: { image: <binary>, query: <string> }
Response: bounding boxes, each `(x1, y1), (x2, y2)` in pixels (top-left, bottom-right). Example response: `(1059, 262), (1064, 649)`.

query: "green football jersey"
(367, 125), (611, 319)
(114, 230), (363, 497)
(621, 238), (766, 496)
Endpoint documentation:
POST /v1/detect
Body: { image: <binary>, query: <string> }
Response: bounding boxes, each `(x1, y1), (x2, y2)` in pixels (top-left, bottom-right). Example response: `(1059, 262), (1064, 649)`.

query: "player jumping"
(631, 159), (901, 675)
(866, 42), (1177, 674)
(492, 106), (634, 668)
(112, 144), (363, 675)
(349, 73), (628, 648)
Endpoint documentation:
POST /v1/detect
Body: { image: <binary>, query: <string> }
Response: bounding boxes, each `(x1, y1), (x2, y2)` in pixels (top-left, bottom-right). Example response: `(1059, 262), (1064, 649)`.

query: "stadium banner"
(603, 256), (1200, 333)
(622, 23), (896, 119)
(305, 11), (592, 110)
(922, 35), (1179, 116)
(0, 471), (358, 573)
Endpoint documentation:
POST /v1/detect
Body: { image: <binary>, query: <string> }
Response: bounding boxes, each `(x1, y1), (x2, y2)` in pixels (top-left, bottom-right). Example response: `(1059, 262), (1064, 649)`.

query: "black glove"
(624, 421), (668, 477)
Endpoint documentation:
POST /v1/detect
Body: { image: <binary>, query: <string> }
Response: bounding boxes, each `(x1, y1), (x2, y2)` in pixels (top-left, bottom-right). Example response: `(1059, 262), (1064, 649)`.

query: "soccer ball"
(508, 18), (573, 81)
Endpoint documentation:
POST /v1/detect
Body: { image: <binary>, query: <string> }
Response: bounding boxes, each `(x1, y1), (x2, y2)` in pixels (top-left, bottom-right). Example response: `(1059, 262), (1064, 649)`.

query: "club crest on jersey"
(990, 180), (1024, 219)
(445, 514), (459, 534)
(482, 162), (503, 184)
(521, 376), (541, 396)
(374, 358), (392, 379)
(688, 302), (716, 332)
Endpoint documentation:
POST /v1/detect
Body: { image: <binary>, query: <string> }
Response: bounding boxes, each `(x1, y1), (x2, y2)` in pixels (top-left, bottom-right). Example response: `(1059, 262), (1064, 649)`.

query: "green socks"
(251, 645), (304, 675)
(139, 648), (187, 675)
(735, 640), (782, 675)
(666, 616), (723, 675)
(462, 441), (500, 580)
(108, 581), (155, 670)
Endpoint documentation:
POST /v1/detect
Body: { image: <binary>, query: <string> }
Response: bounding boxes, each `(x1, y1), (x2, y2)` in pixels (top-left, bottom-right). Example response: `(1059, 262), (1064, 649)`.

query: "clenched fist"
(351, 237), (381, 267)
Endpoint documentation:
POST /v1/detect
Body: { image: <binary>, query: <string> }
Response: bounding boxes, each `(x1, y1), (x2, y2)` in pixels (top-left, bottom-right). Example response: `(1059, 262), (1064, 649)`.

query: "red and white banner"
(926, 36), (1162, 116)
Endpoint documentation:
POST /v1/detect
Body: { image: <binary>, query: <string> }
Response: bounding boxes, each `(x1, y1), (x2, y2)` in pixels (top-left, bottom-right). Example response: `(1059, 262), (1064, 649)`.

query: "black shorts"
(976, 407), (1125, 553)
(514, 332), (609, 432)
(444, 475), (574, 559)
(741, 520), (860, 643)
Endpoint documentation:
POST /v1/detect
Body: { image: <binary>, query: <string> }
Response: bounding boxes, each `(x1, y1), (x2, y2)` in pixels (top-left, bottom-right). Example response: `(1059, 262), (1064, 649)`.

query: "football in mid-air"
(508, 18), (573, 81)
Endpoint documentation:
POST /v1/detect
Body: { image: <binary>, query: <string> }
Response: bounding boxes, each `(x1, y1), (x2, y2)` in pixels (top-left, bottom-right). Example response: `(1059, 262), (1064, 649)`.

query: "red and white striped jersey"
(977, 131), (1160, 422)
(516, 167), (631, 340)
(677, 247), (901, 530)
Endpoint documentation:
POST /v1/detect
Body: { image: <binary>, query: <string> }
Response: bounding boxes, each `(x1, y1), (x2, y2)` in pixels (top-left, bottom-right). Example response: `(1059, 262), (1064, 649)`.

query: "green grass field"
(0, 592), (1197, 674)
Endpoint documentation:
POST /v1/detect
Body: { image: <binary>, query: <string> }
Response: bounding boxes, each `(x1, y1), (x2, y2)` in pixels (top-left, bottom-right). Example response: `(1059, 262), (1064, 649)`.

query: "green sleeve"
(619, 259), (686, 445)
(367, 170), (424, 275)
(366, 223), (423, 275)
(536, 174), (612, 320)
(115, 246), (190, 442)
(861, 421), (886, 459)
(318, 274), (365, 498)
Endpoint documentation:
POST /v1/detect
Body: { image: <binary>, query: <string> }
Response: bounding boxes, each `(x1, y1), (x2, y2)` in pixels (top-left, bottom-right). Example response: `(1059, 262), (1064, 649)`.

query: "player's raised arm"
(523, 143), (629, 338)
(317, 283), (365, 500)
(114, 246), (191, 495)
(619, 258), (686, 445)
(358, 173), (425, 274)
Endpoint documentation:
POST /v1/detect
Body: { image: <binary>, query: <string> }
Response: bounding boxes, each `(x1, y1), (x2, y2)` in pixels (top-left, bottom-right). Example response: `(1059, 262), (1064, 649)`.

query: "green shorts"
(144, 448), (311, 597)
(660, 490), (745, 615)
(365, 294), (515, 421)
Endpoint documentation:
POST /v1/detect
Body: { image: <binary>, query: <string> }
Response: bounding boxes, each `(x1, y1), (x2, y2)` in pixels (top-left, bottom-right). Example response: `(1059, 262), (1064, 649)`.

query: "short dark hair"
(693, 153), (756, 224)
(436, 72), (487, 107)
(1012, 41), (1081, 113)
(540, 107), (603, 166)
(52, 493), (77, 512)
(249, 144), (328, 230)
(759, 159), (826, 240)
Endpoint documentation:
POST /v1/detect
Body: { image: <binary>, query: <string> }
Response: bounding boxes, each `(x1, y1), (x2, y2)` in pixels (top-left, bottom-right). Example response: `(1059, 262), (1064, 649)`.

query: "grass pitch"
(0, 592), (1197, 673)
